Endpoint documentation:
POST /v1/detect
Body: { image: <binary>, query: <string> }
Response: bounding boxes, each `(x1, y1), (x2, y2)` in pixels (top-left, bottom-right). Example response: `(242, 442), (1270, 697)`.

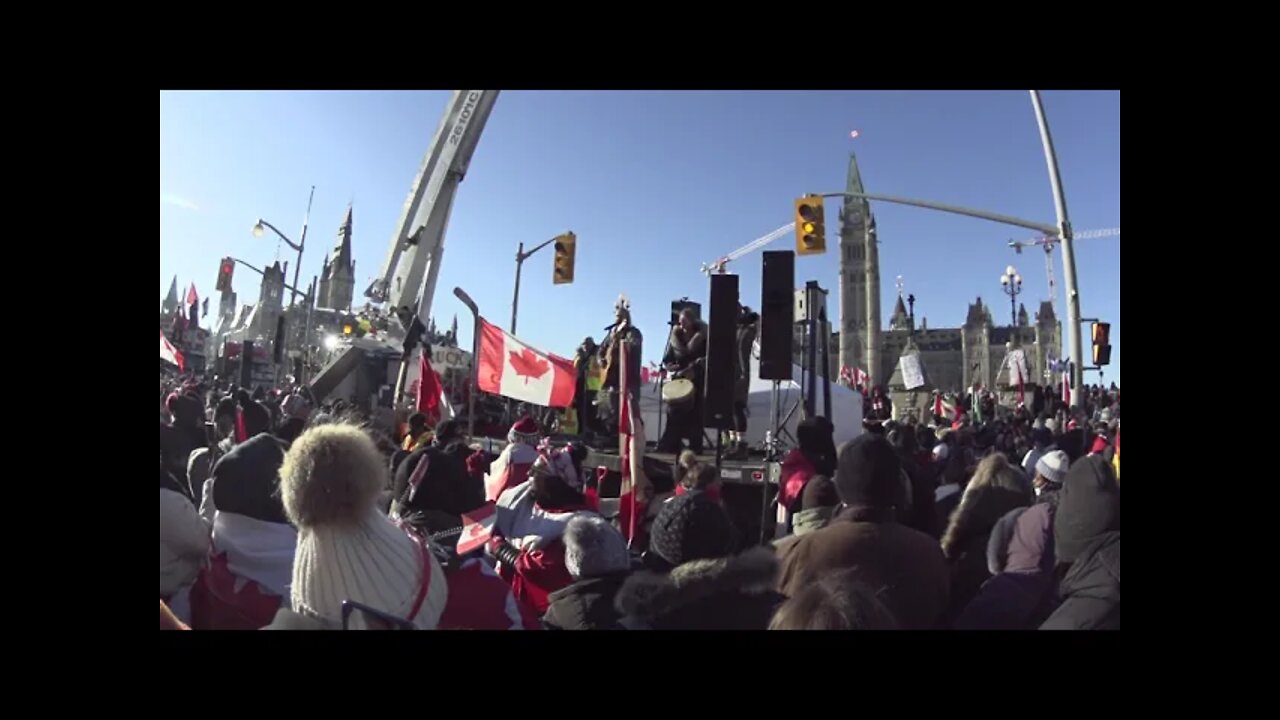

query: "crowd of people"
(160, 373), (1119, 631)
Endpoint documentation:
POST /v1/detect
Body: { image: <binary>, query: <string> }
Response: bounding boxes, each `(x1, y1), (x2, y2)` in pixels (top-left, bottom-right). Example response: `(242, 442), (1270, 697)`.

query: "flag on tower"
(187, 284), (198, 307)
(202, 297), (209, 318)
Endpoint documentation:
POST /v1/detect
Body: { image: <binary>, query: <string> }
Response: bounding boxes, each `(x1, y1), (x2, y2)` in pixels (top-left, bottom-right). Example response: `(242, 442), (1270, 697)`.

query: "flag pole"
(453, 287), (481, 439)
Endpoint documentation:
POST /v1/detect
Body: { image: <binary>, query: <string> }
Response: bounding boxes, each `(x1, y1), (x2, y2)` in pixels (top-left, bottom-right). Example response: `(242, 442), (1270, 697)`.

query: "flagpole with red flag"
(618, 337), (636, 546)
(417, 352), (444, 425)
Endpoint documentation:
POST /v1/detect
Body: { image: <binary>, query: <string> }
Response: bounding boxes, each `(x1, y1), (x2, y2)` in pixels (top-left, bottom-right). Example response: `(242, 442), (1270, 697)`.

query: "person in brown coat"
(775, 434), (950, 630)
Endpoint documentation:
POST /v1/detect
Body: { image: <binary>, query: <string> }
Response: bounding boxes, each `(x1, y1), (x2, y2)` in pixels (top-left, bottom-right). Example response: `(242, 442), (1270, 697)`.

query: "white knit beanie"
(1035, 450), (1070, 486)
(280, 423), (448, 629)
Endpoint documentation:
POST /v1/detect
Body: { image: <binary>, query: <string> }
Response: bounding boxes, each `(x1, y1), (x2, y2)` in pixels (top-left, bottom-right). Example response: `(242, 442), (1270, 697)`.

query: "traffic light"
(1092, 321), (1112, 366)
(215, 257), (235, 293)
(794, 196), (826, 255)
(553, 232), (576, 285)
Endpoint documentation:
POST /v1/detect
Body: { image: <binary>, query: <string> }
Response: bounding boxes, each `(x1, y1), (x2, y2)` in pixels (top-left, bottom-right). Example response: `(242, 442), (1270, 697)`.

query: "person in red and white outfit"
(488, 442), (598, 615)
(484, 417), (541, 502)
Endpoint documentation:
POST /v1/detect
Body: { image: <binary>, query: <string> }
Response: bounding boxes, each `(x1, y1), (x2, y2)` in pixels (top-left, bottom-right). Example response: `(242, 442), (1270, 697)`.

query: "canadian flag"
(456, 502), (498, 556)
(160, 330), (184, 371)
(851, 366), (870, 393)
(476, 318), (576, 408)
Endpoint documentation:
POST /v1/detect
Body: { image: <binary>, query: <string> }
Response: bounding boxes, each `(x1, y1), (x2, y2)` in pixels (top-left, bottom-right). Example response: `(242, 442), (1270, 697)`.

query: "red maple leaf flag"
(187, 283), (199, 307)
(508, 348), (550, 383)
(456, 502), (498, 556)
(476, 318), (575, 408)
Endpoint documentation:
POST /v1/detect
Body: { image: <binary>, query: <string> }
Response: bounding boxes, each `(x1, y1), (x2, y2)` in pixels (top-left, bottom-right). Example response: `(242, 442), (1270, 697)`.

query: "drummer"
(657, 307), (708, 454)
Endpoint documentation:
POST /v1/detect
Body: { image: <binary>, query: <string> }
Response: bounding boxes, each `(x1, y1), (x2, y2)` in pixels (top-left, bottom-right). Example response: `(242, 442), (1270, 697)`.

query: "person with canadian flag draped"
(487, 442), (599, 615)
(485, 417), (541, 502)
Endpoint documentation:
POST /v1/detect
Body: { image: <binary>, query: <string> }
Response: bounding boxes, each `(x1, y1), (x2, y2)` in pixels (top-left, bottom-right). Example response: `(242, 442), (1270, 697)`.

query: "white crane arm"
(701, 221), (796, 274)
(367, 90), (500, 328)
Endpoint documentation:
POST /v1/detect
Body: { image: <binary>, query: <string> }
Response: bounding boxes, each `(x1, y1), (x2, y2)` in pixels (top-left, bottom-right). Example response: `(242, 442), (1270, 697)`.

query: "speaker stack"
(703, 274), (739, 430)
(759, 251), (795, 380)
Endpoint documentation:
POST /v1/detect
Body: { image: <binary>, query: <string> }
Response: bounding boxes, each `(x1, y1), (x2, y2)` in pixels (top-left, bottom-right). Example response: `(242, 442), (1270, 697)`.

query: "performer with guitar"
(657, 307), (707, 454)
(597, 296), (643, 445)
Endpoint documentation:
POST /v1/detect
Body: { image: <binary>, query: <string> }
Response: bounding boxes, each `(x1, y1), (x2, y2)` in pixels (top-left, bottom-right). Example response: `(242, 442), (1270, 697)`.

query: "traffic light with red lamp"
(216, 257), (235, 293)
(794, 196), (826, 255)
(1092, 322), (1112, 366)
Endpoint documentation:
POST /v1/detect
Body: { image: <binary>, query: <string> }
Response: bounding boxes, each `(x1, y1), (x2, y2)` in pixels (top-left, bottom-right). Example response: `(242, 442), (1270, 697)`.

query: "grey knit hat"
(563, 515), (630, 579)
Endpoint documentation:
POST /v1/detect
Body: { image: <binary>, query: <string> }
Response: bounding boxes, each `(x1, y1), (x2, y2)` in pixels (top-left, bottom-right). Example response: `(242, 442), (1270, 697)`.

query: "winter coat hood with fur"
(614, 547), (784, 630)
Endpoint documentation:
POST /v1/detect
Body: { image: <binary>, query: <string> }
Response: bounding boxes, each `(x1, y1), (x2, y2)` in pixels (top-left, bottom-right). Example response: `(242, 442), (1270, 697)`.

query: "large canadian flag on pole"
(476, 319), (576, 408)
(160, 330), (184, 371)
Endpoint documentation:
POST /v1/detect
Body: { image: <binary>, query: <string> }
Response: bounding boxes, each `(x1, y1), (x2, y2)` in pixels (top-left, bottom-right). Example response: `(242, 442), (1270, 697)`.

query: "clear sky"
(160, 90), (1120, 384)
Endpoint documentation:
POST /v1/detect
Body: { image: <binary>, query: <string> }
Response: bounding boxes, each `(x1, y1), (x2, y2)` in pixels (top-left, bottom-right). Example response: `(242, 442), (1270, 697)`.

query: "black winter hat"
(648, 492), (736, 568)
(1054, 455), (1120, 565)
(212, 433), (290, 525)
(214, 397), (238, 423)
(834, 434), (904, 509)
(241, 401), (272, 437)
(434, 419), (464, 446)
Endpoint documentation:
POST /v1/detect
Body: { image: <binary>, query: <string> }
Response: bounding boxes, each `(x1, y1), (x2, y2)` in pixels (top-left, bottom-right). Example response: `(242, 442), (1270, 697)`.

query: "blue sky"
(160, 90), (1120, 383)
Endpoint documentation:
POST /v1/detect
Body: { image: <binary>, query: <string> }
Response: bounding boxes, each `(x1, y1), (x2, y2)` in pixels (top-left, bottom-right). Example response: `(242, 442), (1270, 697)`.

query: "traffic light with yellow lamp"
(794, 196), (826, 255)
(553, 232), (577, 285)
(1091, 321), (1112, 366)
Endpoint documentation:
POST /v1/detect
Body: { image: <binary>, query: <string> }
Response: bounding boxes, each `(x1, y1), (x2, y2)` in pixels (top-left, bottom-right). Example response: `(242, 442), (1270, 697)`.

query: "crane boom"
(700, 221), (796, 274)
(1007, 227), (1118, 316)
(367, 90), (500, 328)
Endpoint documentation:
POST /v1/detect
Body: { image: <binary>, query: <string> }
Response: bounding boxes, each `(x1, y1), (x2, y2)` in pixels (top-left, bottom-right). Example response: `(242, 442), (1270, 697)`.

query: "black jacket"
(543, 573), (629, 630)
(392, 444), (486, 534)
(615, 547), (784, 630)
(1040, 532), (1119, 629)
(1041, 455), (1120, 629)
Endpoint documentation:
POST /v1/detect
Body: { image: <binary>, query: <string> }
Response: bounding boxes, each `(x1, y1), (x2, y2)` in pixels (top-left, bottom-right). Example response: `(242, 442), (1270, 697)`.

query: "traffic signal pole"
(229, 257), (308, 297)
(511, 235), (562, 335)
(814, 191), (1087, 407)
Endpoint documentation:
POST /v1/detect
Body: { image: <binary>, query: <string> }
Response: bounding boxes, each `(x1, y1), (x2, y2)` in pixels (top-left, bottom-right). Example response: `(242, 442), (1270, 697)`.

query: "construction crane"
(309, 90), (499, 406)
(700, 221), (796, 275)
(1009, 227), (1119, 316)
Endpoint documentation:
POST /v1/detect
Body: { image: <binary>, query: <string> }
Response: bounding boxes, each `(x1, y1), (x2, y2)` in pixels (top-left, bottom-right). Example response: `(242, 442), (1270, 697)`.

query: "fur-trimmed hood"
(614, 547), (779, 625)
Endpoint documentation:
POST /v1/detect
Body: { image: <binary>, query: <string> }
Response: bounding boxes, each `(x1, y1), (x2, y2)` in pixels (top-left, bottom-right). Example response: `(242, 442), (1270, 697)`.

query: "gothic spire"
(845, 151), (867, 197)
(333, 204), (353, 271)
(162, 276), (179, 314)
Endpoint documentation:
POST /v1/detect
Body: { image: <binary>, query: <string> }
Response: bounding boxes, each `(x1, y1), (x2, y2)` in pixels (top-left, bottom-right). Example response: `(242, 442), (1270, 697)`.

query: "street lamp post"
(1029, 90), (1084, 408)
(1000, 264), (1023, 338)
(253, 186), (315, 307)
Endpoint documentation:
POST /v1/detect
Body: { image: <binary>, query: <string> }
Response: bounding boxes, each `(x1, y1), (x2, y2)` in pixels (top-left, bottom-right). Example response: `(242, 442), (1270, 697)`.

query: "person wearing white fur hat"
(266, 423), (448, 630)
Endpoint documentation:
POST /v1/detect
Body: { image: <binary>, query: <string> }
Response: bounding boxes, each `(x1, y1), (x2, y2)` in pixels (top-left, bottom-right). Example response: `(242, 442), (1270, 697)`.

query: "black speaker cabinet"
(759, 251), (794, 380)
(703, 273), (739, 429)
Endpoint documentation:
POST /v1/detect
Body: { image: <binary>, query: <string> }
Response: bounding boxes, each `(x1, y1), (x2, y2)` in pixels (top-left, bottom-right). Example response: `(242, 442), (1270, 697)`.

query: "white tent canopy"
(637, 344), (863, 449)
